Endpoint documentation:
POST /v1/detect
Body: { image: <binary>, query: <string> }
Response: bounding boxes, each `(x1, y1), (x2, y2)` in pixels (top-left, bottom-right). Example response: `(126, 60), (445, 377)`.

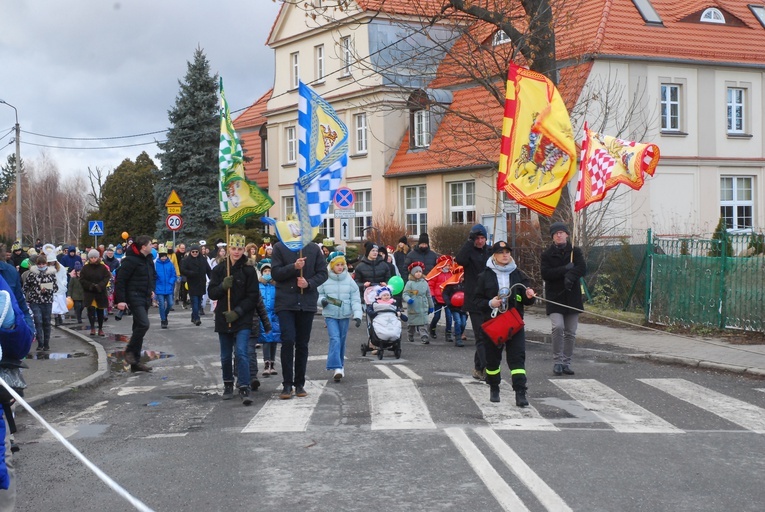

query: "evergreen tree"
(93, 152), (159, 243)
(709, 217), (733, 257)
(0, 154), (22, 203)
(155, 47), (220, 242)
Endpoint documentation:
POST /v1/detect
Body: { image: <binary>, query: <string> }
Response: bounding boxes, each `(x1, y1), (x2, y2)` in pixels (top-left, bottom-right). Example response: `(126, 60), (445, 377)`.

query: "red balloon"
(451, 291), (464, 308)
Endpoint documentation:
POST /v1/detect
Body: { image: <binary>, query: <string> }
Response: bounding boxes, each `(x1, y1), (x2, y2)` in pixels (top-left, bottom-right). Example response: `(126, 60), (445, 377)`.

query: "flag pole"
(225, 224), (231, 327)
(299, 248), (304, 295)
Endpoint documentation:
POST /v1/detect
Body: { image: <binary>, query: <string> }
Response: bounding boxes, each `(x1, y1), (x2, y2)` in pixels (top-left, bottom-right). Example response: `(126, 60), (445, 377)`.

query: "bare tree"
(87, 165), (109, 210)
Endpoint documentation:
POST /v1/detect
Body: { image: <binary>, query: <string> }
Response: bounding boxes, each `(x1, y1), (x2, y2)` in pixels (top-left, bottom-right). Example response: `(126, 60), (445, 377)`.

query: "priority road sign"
(166, 214), (183, 232)
(333, 187), (355, 209)
(88, 220), (104, 236)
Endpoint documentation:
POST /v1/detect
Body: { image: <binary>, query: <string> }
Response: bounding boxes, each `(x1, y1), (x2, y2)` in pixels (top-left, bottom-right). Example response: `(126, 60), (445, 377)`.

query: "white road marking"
(476, 428), (572, 512)
(112, 386), (156, 396)
(445, 428), (530, 512)
(143, 433), (188, 439)
(641, 378), (765, 433)
(552, 379), (682, 433)
(61, 401), (109, 423)
(393, 364), (421, 380)
(241, 380), (326, 433)
(374, 364), (401, 379)
(369, 379), (436, 430)
(460, 379), (557, 431)
(756, 388), (765, 393)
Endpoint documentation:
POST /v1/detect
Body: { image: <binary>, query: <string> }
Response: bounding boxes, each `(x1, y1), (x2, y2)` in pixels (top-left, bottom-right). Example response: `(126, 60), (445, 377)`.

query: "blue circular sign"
(333, 187), (355, 209)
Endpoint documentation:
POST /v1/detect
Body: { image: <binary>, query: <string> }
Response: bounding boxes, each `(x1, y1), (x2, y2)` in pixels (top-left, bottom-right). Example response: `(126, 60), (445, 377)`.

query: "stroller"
(360, 286), (403, 360)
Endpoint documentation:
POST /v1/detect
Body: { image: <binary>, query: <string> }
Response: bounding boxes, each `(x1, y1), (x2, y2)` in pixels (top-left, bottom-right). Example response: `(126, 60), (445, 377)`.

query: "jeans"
(29, 302), (52, 348)
(247, 333), (260, 380)
(550, 312), (579, 365)
(219, 329), (251, 388)
(157, 294), (173, 322)
(125, 301), (150, 362)
(277, 310), (315, 388)
(325, 317), (349, 371)
(262, 342), (278, 362)
(190, 295), (201, 322)
(452, 311), (467, 338)
(429, 302), (452, 332)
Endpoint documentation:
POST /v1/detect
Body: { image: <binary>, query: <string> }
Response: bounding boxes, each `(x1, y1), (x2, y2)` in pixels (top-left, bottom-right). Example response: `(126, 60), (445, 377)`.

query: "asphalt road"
(12, 307), (765, 512)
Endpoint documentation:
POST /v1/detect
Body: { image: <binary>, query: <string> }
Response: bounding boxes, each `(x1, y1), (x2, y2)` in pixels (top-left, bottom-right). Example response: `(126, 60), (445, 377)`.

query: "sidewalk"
(16, 306), (765, 409)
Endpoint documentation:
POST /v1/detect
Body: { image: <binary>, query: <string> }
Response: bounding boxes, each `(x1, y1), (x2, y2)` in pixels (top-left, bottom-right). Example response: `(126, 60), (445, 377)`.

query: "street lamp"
(0, 99), (21, 244)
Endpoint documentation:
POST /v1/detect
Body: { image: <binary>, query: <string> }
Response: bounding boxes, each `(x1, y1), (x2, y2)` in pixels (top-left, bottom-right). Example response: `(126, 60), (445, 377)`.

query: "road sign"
(166, 214), (183, 232)
(333, 209), (356, 219)
(340, 220), (350, 241)
(165, 189), (183, 207)
(503, 200), (520, 215)
(333, 187), (355, 209)
(167, 206), (182, 215)
(88, 220), (104, 236)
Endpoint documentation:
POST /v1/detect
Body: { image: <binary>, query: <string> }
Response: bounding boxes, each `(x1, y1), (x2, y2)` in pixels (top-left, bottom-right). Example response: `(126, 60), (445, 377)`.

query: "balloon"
(121, 231), (129, 240)
(388, 275), (404, 295)
(451, 291), (464, 308)
(66, 297), (74, 310)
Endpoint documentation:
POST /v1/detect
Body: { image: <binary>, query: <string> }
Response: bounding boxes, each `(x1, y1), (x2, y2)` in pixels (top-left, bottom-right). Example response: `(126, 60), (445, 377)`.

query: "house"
(237, 0), (765, 246)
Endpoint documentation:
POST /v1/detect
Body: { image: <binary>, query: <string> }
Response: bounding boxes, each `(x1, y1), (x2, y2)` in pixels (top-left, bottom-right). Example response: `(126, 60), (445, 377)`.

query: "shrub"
(429, 224), (471, 256)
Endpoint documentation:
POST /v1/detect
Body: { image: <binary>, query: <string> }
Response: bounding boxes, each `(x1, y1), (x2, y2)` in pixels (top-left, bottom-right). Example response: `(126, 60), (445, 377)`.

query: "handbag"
(481, 308), (525, 346)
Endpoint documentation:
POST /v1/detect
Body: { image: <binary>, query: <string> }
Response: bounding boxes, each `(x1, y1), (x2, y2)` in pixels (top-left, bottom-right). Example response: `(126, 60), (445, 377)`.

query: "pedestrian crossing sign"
(88, 220), (104, 236)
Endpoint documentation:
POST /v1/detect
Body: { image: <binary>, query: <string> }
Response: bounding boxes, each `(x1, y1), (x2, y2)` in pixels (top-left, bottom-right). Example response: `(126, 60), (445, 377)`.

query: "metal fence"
(647, 230), (765, 332)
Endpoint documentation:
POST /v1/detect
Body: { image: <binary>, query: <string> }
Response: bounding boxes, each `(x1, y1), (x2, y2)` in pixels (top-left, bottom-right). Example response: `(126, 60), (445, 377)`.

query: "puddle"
(69, 424), (110, 439)
(25, 352), (89, 361)
(108, 350), (174, 372)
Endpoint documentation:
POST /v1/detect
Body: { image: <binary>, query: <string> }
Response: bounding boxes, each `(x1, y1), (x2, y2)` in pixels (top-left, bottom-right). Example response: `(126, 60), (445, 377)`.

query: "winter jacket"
(208, 255), (270, 334)
(257, 280), (280, 343)
(402, 276), (433, 326)
(181, 254), (211, 296)
(317, 267), (363, 321)
(455, 239), (490, 313)
(540, 242), (587, 315)
(22, 265), (58, 304)
(393, 249), (409, 281)
(404, 246), (439, 275)
(59, 247), (80, 272)
(0, 260), (30, 329)
(271, 241), (328, 314)
(79, 262), (112, 309)
(114, 244), (156, 306)
(370, 302), (401, 341)
(154, 257), (178, 296)
(442, 282), (465, 313)
(103, 255), (120, 273)
(427, 269), (452, 304)
(353, 256), (391, 299)
(473, 260), (535, 324)
(67, 274), (85, 301)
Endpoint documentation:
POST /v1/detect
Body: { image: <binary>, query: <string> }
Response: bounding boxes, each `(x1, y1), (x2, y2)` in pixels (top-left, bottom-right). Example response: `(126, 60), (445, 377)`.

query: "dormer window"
(701, 7), (725, 23)
(492, 30), (511, 45)
(750, 5), (765, 28)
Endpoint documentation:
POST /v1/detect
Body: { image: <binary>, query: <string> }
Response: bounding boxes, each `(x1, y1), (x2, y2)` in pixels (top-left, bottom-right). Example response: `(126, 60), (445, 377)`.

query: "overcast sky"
(0, 0), (282, 179)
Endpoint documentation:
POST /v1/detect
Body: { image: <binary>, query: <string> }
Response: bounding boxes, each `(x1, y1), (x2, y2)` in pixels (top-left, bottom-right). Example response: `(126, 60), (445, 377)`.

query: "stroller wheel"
(377, 349), (384, 360)
(361, 343), (367, 356)
(394, 348), (402, 359)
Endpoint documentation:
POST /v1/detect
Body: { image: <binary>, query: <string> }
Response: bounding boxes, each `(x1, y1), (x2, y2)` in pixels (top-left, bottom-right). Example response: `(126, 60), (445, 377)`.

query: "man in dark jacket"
(541, 222), (587, 376)
(271, 239), (328, 400)
(208, 234), (270, 405)
(404, 233), (439, 275)
(58, 245), (80, 273)
(115, 235), (156, 373)
(455, 223), (490, 380)
(354, 242), (391, 300)
(102, 245), (120, 273)
(181, 244), (211, 326)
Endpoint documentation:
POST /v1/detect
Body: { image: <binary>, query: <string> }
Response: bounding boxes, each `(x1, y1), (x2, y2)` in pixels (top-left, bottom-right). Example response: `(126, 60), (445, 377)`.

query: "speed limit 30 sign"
(166, 214), (183, 231)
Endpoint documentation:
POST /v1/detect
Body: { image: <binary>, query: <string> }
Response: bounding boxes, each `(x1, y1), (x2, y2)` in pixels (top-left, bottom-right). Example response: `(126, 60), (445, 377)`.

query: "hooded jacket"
(473, 257), (535, 322)
(154, 257), (178, 296)
(257, 277), (280, 343)
(318, 266), (363, 320)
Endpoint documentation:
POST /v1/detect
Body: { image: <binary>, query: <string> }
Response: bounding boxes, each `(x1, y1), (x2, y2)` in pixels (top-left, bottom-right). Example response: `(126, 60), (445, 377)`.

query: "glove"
(321, 298), (329, 308)
(428, 307), (434, 314)
(564, 262), (575, 270)
(221, 276), (234, 290)
(223, 310), (239, 323)
(355, 318), (361, 328)
(407, 298), (414, 304)
(564, 277), (575, 291)
(400, 314), (408, 322)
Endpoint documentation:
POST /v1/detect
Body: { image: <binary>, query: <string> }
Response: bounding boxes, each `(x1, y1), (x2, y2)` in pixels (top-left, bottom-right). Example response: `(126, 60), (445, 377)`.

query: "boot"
(515, 390), (529, 407)
(429, 326), (437, 339)
(239, 386), (253, 406)
(262, 361), (271, 377)
(490, 385), (500, 403)
(222, 382), (234, 400)
(445, 331), (453, 343)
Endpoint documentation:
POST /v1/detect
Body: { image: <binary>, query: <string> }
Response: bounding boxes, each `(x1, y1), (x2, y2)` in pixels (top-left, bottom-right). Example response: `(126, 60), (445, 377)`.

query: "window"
(701, 8), (724, 24)
(320, 206), (335, 238)
(315, 45), (325, 82)
(285, 126), (296, 164)
(290, 52), (299, 89)
(727, 87), (745, 134)
(404, 186), (427, 236)
(632, 0), (663, 24)
(750, 4), (765, 28)
(660, 84), (681, 131)
(259, 124), (268, 171)
(412, 110), (431, 148)
(341, 36), (352, 76)
(450, 181), (476, 224)
(720, 177), (753, 230)
(283, 196), (295, 219)
(354, 113), (368, 154)
(353, 189), (372, 239)
(492, 31), (511, 45)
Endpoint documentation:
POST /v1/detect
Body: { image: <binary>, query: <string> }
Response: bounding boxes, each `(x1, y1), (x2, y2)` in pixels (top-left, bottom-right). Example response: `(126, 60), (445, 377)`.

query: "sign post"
(333, 187), (355, 240)
(88, 220), (104, 248)
(166, 214), (183, 232)
(165, 190), (183, 246)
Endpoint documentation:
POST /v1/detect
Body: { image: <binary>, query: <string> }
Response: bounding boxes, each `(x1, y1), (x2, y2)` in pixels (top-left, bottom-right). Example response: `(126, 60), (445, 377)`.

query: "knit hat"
(418, 233), (429, 245)
(376, 286), (392, 297)
(88, 249), (100, 259)
(364, 241), (378, 258)
(549, 222), (570, 238)
(106, 244), (115, 251)
(73, 260), (83, 271)
(327, 251), (346, 268)
(258, 258), (272, 271)
(408, 262), (423, 274)
(469, 223), (487, 239)
(189, 244), (201, 252)
(398, 235), (408, 244)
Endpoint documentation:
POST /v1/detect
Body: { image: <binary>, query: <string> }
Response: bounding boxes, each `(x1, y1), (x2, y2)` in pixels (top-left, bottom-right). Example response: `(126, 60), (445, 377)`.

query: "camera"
(115, 309), (125, 321)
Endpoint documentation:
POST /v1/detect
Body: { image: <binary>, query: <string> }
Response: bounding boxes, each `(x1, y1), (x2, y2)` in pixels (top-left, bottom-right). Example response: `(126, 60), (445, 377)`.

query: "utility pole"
(0, 100), (21, 243)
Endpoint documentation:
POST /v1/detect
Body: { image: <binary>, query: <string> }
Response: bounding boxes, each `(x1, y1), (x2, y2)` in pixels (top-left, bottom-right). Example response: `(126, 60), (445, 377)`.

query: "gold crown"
(229, 233), (246, 248)
(322, 237), (335, 247)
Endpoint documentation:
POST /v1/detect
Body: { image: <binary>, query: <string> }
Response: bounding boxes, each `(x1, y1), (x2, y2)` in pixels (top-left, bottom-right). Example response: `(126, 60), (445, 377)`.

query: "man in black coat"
(181, 244), (211, 326)
(455, 223), (490, 379)
(541, 222), (587, 376)
(404, 233), (439, 275)
(115, 235), (156, 373)
(271, 239), (328, 400)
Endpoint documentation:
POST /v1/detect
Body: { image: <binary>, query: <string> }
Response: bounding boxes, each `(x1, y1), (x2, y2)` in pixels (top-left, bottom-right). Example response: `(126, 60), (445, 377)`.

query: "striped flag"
(574, 123), (660, 211)
(218, 78), (273, 225)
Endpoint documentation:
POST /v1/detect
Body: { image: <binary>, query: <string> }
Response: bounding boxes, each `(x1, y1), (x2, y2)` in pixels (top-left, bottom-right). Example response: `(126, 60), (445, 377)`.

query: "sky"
(0, 0), (283, 179)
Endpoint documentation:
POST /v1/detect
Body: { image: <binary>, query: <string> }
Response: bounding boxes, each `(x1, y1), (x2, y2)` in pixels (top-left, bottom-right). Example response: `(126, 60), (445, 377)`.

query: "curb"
(24, 326), (111, 409)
